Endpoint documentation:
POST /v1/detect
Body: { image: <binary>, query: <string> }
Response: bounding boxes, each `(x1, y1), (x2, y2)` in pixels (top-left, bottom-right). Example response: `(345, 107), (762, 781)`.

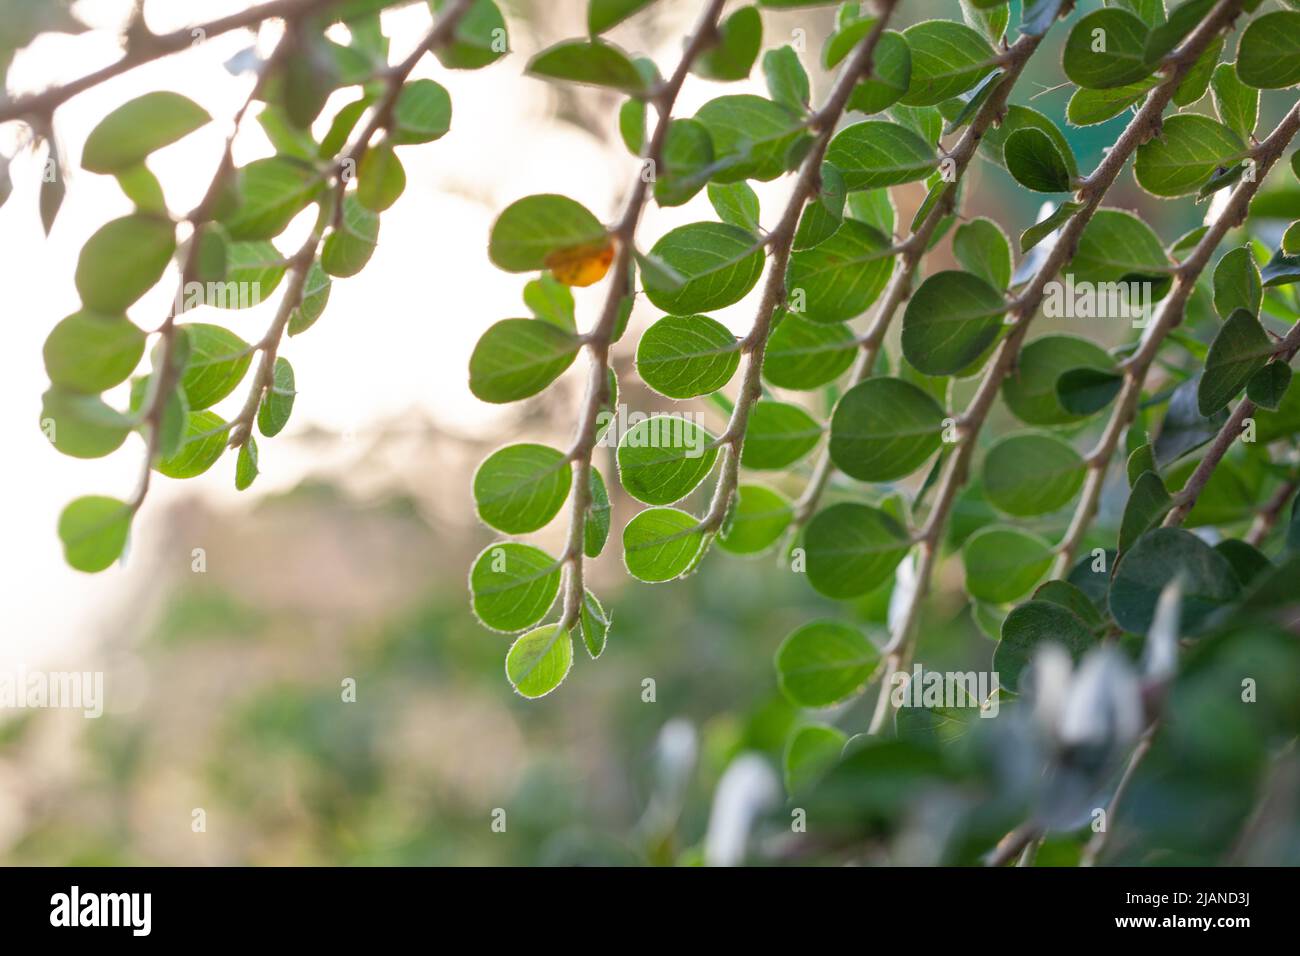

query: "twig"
(555, 0), (731, 631)
(867, 0), (1248, 736)
(1051, 102), (1300, 576)
(1080, 726), (1155, 866)
(1247, 478), (1299, 546)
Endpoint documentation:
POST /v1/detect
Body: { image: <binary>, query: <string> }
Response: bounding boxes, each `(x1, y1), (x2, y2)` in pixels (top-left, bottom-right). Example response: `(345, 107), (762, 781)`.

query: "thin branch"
(788, 27), (1048, 532)
(1247, 477), (1299, 546)
(867, 0), (1248, 736)
(0, 0), (343, 126)
(1080, 726), (1155, 866)
(697, 0), (901, 536)
(1051, 101), (1300, 577)
(554, 0), (730, 632)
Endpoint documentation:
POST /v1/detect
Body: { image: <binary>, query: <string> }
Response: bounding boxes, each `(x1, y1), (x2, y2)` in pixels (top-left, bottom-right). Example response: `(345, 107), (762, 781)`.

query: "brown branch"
(868, 0), (1248, 735)
(1247, 478), (1299, 546)
(1051, 101), (1300, 576)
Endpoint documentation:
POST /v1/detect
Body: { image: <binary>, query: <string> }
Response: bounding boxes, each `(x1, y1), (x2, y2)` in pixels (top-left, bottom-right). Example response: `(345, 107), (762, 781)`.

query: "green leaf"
(1119, 470), (1173, 552)
(1155, 378), (1228, 466)
(1214, 538), (1271, 586)
(694, 94), (804, 183)
(224, 239), (287, 306)
(707, 181), (761, 233)
(1002, 334), (1116, 425)
(468, 318), (580, 404)
(762, 313), (857, 390)
(642, 222), (764, 314)
(128, 373), (188, 460)
(784, 724), (847, 795)
(617, 415), (718, 505)
(824, 121), (936, 190)
(43, 311), (146, 393)
(1021, 0), (1067, 36)
(489, 194), (608, 273)
(1056, 367), (1123, 416)
(583, 467), (611, 558)
(618, 98), (645, 154)
(693, 5), (761, 82)
(1020, 200), (1081, 253)
(899, 20), (994, 106)
(805, 502), (910, 599)
(1127, 442), (1157, 486)
(1108, 528), (1241, 634)
(622, 507), (706, 582)
(983, 432), (1086, 516)
(1198, 308), (1273, 415)
(81, 91), (210, 174)
(1236, 11), (1300, 89)
(653, 118), (715, 207)
(1004, 127), (1072, 192)
(953, 217), (1012, 290)
(506, 624), (573, 698)
(1134, 114), (1245, 198)
(901, 271), (1007, 375)
(793, 164), (846, 250)
(392, 78), (452, 144)
(787, 219), (893, 323)
(177, 323), (252, 410)
(829, 376), (944, 481)
(1143, 0), (1214, 63)
(157, 409), (228, 479)
(1031, 578), (1104, 629)
(287, 261), (332, 336)
(220, 157), (320, 241)
(577, 588), (610, 659)
(256, 356), (296, 437)
(469, 542), (561, 632)
(587, 0), (654, 35)
(357, 140), (406, 212)
(115, 164), (167, 214)
(776, 620), (880, 707)
(741, 401), (822, 469)
(57, 496), (132, 573)
(473, 443), (571, 534)
(847, 31), (911, 114)
(1246, 362), (1292, 411)
(718, 484), (792, 555)
(528, 38), (649, 94)
(321, 194), (380, 277)
(636, 314), (740, 399)
(235, 435), (258, 491)
(1063, 9), (1152, 90)
(433, 0), (507, 70)
(75, 214), (175, 313)
(1212, 246), (1262, 319)
(1066, 79), (1157, 126)
(763, 45), (810, 112)
(995, 601), (1097, 693)
(962, 527), (1053, 603)
(40, 388), (131, 459)
(1070, 208), (1168, 284)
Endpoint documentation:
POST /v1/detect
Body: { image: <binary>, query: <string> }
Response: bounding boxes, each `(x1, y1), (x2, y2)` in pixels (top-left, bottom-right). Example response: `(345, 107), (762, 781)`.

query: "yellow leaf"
(545, 239), (615, 287)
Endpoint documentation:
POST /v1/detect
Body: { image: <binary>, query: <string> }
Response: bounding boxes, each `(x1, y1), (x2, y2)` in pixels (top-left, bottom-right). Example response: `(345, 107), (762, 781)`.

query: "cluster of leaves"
(467, 0), (1300, 861)
(18, 0), (508, 572)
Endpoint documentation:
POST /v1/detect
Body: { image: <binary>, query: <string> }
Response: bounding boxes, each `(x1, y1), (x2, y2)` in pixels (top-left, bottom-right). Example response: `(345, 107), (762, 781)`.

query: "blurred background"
(0, 0), (1296, 864)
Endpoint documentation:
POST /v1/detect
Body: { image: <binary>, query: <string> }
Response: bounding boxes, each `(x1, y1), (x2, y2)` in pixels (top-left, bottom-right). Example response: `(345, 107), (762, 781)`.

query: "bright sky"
(0, 0), (790, 668)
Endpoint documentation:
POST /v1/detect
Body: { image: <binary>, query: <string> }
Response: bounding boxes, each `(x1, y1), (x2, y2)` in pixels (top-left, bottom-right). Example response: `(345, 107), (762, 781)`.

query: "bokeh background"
(1, 0), (1296, 864)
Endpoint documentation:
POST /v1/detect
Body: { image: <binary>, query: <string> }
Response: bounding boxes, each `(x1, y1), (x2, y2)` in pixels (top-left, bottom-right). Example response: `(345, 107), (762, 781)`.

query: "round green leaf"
(762, 313), (857, 389)
(75, 214), (175, 313)
(784, 724), (847, 795)
(622, 507), (706, 582)
(829, 376), (944, 482)
(741, 401), (821, 469)
(43, 311), (146, 393)
(321, 194), (380, 277)
(473, 443), (572, 534)
(718, 484), (792, 555)
(962, 526), (1053, 603)
(57, 496), (132, 573)
(776, 620), (880, 707)
(1236, 11), (1300, 89)
(434, 0), (508, 70)
(805, 502), (910, 599)
(469, 542), (562, 632)
(995, 600), (1098, 693)
(1001, 334), (1116, 425)
(824, 121), (936, 190)
(982, 432), (1086, 516)
(177, 323), (253, 410)
(1198, 308), (1273, 416)
(257, 356), (296, 438)
(392, 79), (452, 144)
(1062, 9), (1152, 90)
(1066, 79), (1157, 126)
(692, 5), (761, 82)
(636, 315), (740, 399)
(617, 415), (718, 505)
(901, 271), (1007, 376)
(1004, 127), (1072, 192)
(505, 624), (573, 699)
(847, 31), (911, 114)
(953, 217), (1012, 291)
(1109, 527), (1241, 634)
(642, 222), (764, 314)
(220, 157), (319, 241)
(40, 388), (131, 459)
(1134, 114), (1245, 197)
(900, 20), (995, 106)
(157, 409), (227, 478)
(787, 219), (894, 323)
(1210, 62), (1258, 141)
(469, 318), (580, 404)
(357, 140), (406, 212)
(82, 91), (210, 174)
(527, 38), (649, 94)
(1069, 208), (1168, 284)
(694, 94), (804, 183)
(1212, 246), (1262, 319)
